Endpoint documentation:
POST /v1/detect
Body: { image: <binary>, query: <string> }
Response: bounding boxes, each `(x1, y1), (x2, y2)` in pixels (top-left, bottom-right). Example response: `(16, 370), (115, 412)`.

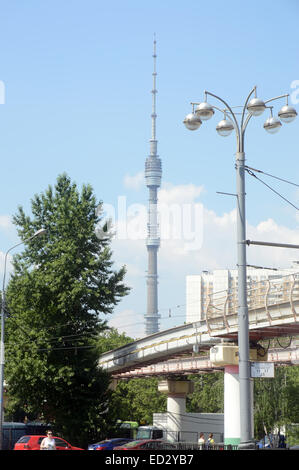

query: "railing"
(139, 440), (239, 450)
(138, 440), (290, 451)
(98, 274), (299, 374)
(206, 273), (299, 334)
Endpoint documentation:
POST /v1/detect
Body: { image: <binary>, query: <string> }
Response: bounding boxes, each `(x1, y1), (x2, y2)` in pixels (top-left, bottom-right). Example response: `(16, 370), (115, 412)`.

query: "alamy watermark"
(290, 80), (299, 104)
(0, 81), (5, 104)
(95, 196), (204, 252)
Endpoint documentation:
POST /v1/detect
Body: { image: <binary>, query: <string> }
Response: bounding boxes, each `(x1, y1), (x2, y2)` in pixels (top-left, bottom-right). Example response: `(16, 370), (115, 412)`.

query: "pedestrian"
(40, 430), (56, 450)
(198, 432), (205, 449)
(278, 433), (286, 448)
(207, 433), (214, 447)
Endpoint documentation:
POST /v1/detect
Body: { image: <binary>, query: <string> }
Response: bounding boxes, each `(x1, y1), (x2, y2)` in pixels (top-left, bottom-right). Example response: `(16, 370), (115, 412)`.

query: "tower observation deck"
(145, 38), (162, 335)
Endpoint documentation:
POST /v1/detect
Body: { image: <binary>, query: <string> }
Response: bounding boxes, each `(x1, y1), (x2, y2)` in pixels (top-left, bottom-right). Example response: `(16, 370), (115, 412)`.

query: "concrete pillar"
(224, 365), (254, 445)
(158, 380), (194, 442)
(210, 344), (255, 446)
(167, 395), (186, 442)
(224, 365), (240, 445)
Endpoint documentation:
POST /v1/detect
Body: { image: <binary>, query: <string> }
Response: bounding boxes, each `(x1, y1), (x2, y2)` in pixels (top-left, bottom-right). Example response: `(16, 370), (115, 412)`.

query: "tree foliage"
(254, 365), (299, 439)
(4, 174), (129, 447)
(108, 378), (167, 425)
(186, 372), (224, 413)
(96, 327), (134, 355)
(95, 328), (167, 430)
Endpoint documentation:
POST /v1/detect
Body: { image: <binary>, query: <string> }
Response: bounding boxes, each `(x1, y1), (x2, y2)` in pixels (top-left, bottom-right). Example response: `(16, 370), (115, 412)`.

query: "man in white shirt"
(40, 431), (56, 450)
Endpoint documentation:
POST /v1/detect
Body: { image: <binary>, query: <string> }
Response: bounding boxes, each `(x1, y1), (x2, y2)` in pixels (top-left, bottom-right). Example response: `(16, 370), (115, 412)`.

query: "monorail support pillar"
(210, 344), (255, 445)
(158, 379), (194, 442)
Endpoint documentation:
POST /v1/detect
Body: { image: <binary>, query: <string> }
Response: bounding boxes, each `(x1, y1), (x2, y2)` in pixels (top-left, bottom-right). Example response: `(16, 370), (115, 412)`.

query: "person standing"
(207, 433), (215, 447)
(198, 432), (205, 449)
(40, 431), (56, 450)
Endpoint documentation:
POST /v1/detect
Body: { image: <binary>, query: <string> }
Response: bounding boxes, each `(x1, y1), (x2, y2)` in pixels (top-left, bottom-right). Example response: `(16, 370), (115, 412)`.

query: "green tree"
(187, 372), (224, 413)
(108, 378), (167, 425)
(95, 328), (166, 431)
(254, 365), (299, 439)
(4, 174), (129, 448)
(96, 327), (133, 355)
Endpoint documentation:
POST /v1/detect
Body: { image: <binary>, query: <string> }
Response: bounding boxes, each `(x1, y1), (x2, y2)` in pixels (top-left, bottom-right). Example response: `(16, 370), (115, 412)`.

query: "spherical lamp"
(263, 116), (282, 134)
(216, 119), (234, 137)
(183, 113), (202, 131)
(195, 102), (215, 121)
(278, 105), (297, 123)
(247, 97), (266, 116)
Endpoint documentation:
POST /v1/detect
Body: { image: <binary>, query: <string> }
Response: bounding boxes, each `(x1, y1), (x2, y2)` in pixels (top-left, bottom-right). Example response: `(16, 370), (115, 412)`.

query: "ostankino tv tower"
(144, 38), (162, 335)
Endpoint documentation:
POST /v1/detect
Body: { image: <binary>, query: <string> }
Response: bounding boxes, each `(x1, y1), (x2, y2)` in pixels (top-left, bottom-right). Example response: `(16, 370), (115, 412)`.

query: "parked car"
(14, 435), (83, 450)
(1, 422), (52, 450)
(114, 439), (177, 450)
(88, 438), (134, 450)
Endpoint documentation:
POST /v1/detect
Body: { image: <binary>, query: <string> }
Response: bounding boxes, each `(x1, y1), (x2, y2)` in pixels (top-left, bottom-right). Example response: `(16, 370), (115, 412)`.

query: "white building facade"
(186, 263), (299, 324)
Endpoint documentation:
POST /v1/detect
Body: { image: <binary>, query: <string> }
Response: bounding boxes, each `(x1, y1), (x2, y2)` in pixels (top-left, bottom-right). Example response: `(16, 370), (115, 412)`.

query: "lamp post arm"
(205, 90), (240, 144)
(241, 87), (256, 129)
(240, 112), (252, 152)
(212, 105), (240, 149)
(191, 100), (239, 142)
(2, 240), (26, 295)
(240, 93), (290, 152)
(191, 101), (233, 119)
(2, 229), (46, 293)
(240, 87), (256, 151)
(264, 93), (289, 105)
(209, 104), (236, 125)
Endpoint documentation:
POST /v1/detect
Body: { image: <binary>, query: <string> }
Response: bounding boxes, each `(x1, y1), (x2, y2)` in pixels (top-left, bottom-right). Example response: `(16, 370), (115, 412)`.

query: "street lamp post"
(0, 228), (47, 450)
(184, 87), (297, 449)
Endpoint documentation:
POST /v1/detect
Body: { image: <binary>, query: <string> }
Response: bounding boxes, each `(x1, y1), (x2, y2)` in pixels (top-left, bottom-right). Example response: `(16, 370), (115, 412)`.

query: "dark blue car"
(88, 438), (134, 450)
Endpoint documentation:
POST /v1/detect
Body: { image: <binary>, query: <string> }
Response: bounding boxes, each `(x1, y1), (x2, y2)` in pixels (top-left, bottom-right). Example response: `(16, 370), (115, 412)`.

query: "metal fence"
(143, 441), (239, 451)
(143, 441), (290, 451)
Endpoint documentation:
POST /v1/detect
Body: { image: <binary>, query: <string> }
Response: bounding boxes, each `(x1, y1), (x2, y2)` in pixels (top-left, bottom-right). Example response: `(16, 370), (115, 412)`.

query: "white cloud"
(159, 182), (204, 204)
(247, 218), (299, 269)
(0, 215), (17, 280)
(0, 215), (14, 231)
(123, 171), (144, 191)
(108, 308), (145, 339)
(110, 181), (299, 336)
(0, 251), (13, 282)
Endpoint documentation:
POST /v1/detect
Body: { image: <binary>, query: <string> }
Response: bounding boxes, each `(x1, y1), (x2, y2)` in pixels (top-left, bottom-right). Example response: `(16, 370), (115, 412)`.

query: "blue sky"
(0, 0), (298, 337)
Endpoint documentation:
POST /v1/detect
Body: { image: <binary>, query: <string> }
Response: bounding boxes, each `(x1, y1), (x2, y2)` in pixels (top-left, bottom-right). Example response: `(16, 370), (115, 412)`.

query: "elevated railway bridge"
(98, 273), (299, 445)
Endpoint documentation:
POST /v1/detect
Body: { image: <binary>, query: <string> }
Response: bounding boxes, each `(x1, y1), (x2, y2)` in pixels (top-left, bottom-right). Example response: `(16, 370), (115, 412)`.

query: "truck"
(136, 425), (164, 440)
(116, 420), (139, 439)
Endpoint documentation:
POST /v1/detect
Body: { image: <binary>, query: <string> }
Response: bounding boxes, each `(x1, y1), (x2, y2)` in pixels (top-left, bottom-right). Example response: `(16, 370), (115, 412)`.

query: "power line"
(245, 167), (299, 211)
(245, 166), (299, 188)
(36, 345), (94, 352)
(160, 410), (224, 426)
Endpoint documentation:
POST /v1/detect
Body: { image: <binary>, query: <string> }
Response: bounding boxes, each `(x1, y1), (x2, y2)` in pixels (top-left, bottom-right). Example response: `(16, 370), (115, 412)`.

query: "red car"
(114, 439), (176, 450)
(14, 435), (83, 450)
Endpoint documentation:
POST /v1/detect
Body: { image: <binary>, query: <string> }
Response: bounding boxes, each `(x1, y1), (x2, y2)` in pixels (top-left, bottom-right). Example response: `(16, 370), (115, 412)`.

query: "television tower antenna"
(144, 36), (162, 335)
